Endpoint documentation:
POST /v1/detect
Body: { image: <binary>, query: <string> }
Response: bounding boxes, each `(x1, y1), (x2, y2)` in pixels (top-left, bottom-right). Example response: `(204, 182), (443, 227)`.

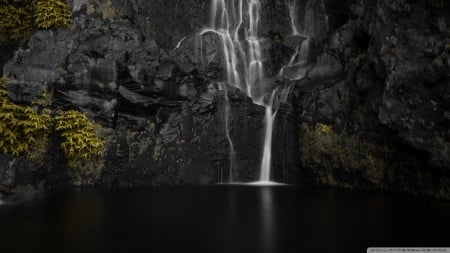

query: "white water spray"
(259, 91), (278, 182)
(203, 0), (266, 103)
(205, 0), (277, 183)
(303, 0), (329, 38)
(287, 0), (300, 36)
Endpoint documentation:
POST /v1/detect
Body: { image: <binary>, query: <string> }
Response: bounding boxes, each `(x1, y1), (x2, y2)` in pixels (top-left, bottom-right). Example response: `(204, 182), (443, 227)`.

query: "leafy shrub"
(55, 110), (104, 168)
(35, 0), (72, 29)
(0, 77), (52, 157)
(0, 0), (72, 41)
(0, 0), (34, 41)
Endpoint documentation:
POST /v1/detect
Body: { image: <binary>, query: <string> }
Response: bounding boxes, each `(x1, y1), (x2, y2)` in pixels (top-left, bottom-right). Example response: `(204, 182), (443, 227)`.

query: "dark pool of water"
(0, 186), (449, 253)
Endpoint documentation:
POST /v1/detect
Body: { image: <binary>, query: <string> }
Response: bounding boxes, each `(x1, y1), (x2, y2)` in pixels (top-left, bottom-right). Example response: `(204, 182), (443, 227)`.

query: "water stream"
(203, 0), (277, 183)
(221, 83), (236, 182)
(203, 0), (328, 183)
(287, 0), (300, 36)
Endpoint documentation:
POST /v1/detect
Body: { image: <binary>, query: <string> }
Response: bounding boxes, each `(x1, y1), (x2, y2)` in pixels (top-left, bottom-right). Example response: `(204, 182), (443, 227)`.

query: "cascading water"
(203, 0), (266, 101)
(259, 91), (278, 182)
(281, 0), (329, 80)
(203, 0), (278, 183)
(287, 0), (300, 36)
(221, 83), (236, 182)
(303, 0), (329, 38)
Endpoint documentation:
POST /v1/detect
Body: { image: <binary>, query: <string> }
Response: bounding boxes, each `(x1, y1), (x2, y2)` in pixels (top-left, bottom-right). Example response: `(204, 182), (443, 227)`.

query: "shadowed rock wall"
(0, 0), (449, 199)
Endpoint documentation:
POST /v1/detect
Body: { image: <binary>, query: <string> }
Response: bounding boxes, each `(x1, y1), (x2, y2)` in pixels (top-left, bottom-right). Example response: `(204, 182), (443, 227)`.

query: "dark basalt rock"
(289, 0), (450, 199)
(0, 0), (270, 189)
(0, 0), (449, 199)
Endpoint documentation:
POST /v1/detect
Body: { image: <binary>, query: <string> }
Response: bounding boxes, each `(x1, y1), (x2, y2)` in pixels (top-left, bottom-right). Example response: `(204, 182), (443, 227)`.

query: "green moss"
(432, 56), (445, 70)
(352, 53), (367, 69)
(26, 130), (49, 167)
(68, 156), (104, 186)
(299, 123), (391, 187)
(353, 53), (367, 69)
(87, 0), (116, 21)
(153, 144), (163, 161)
(273, 35), (282, 44)
(390, 46), (407, 57)
(101, 0), (115, 21)
(445, 44), (450, 51)
(32, 89), (53, 107)
(429, 0), (444, 9)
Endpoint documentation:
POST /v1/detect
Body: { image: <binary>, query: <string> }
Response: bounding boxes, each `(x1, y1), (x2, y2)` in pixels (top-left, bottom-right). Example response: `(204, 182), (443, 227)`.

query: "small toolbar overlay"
(368, 248), (450, 253)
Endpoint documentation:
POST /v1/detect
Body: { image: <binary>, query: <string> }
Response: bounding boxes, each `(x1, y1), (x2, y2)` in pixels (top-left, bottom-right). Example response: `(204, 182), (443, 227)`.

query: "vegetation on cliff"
(299, 123), (391, 187)
(0, 77), (52, 159)
(56, 110), (105, 168)
(0, 0), (71, 41)
(35, 0), (72, 29)
(0, 0), (34, 41)
(1, 77), (105, 177)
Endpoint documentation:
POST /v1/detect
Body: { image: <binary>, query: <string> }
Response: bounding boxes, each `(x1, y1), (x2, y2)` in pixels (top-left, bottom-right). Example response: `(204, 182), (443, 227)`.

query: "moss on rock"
(299, 123), (392, 188)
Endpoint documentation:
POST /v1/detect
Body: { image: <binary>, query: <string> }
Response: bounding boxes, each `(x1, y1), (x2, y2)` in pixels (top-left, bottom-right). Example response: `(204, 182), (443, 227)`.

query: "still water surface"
(0, 186), (449, 253)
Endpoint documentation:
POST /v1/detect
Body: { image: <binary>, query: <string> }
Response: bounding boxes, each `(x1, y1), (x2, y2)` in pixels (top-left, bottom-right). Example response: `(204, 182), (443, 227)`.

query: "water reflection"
(0, 187), (449, 253)
(60, 190), (105, 251)
(260, 187), (275, 253)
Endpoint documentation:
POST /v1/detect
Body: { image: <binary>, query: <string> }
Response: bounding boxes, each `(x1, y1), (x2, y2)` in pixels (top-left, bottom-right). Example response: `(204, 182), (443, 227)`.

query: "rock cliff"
(0, 0), (449, 199)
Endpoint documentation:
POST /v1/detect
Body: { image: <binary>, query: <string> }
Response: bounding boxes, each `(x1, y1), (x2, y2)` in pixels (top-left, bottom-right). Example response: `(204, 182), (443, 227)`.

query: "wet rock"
(0, 156), (16, 189)
(174, 32), (222, 78)
(308, 53), (344, 81)
(0, 0), (448, 199)
(5, 80), (48, 103)
(292, 0), (450, 199)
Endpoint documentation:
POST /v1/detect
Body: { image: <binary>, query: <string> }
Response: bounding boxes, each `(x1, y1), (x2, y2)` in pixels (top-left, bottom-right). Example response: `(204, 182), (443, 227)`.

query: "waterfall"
(259, 91), (278, 182)
(279, 37), (312, 79)
(221, 83), (236, 182)
(287, 0), (300, 36)
(204, 0), (277, 183)
(203, 0), (266, 102)
(303, 0), (329, 38)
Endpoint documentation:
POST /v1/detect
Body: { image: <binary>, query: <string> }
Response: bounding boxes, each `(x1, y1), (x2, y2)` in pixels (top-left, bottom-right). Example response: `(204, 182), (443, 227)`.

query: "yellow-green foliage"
(353, 53), (367, 69)
(445, 44), (450, 51)
(432, 56), (445, 70)
(0, 0), (72, 40)
(101, 0), (115, 21)
(0, 77), (52, 157)
(0, 0), (34, 41)
(87, 0), (116, 21)
(35, 0), (72, 29)
(300, 123), (390, 186)
(56, 110), (104, 168)
(429, 0), (444, 9)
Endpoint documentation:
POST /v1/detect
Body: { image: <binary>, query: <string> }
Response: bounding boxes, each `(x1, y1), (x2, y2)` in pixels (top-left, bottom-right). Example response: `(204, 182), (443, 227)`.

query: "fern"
(0, 76), (53, 157)
(35, 0), (72, 29)
(0, 0), (72, 40)
(56, 110), (104, 168)
(0, 0), (34, 41)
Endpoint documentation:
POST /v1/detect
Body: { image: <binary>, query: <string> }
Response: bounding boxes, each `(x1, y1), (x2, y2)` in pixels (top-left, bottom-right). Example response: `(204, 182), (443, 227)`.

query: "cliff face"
(291, 0), (450, 198)
(0, 0), (449, 198)
(0, 0), (268, 189)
